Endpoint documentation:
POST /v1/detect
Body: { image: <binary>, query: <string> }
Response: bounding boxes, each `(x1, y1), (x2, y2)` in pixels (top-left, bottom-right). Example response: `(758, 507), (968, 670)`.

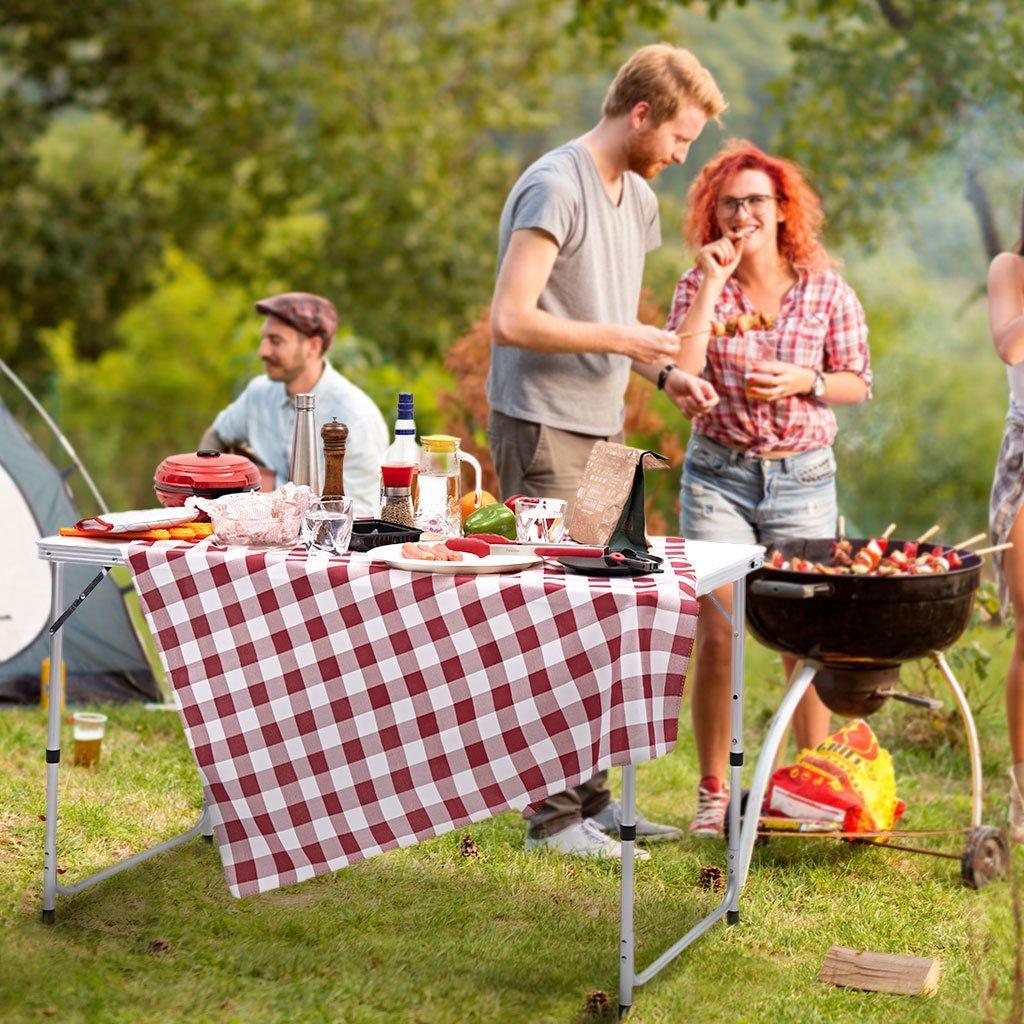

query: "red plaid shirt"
(666, 267), (871, 455)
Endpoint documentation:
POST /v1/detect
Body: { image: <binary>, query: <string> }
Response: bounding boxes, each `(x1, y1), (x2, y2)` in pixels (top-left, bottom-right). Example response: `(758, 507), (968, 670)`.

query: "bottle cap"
(397, 392), (414, 416)
(294, 393), (316, 411)
(381, 463), (415, 487)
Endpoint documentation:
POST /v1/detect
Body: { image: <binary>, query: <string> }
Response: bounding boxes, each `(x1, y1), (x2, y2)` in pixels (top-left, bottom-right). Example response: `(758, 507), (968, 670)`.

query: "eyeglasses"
(716, 194), (777, 217)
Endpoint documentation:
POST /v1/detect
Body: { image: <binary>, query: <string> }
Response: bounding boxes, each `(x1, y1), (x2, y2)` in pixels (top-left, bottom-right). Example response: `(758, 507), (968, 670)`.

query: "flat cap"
(255, 292), (338, 350)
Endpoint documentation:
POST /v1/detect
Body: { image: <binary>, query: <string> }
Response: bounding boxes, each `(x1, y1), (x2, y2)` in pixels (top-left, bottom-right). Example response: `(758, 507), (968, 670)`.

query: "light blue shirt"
(212, 361), (389, 517)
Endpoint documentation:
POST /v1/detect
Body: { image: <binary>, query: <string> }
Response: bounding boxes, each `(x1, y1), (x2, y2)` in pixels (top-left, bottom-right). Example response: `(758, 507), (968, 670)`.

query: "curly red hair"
(683, 140), (834, 272)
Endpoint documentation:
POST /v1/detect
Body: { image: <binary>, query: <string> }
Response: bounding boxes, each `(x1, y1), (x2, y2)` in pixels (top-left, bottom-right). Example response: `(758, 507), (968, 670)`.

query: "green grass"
(0, 625), (1019, 1024)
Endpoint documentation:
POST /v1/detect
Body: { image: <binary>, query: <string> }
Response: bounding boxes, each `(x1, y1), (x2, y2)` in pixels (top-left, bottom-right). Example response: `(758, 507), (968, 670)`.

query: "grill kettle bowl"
(745, 537), (982, 668)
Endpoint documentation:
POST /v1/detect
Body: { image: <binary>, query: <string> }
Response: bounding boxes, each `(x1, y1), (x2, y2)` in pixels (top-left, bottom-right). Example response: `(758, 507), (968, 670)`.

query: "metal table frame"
(618, 544), (763, 1017)
(37, 536), (764, 1019)
(38, 540), (213, 925)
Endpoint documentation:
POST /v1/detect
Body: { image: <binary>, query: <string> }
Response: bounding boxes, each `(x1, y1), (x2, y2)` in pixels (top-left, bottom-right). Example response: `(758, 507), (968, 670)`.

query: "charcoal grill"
(733, 537), (1008, 889)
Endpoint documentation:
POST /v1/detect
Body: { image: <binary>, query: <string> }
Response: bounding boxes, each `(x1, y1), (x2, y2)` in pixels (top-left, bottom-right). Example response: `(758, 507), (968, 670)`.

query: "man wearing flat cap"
(201, 291), (388, 516)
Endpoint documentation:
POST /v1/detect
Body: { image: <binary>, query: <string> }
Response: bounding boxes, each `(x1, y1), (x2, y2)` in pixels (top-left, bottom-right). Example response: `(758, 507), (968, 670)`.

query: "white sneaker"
(525, 819), (651, 861)
(589, 800), (683, 843)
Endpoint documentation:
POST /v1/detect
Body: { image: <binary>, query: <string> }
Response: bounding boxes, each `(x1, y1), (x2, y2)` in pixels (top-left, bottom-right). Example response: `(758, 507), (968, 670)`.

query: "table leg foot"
(41, 908), (55, 925)
(618, 1003), (631, 1020)
(200, 803), (215, 841)
(727, 910), (739, 926)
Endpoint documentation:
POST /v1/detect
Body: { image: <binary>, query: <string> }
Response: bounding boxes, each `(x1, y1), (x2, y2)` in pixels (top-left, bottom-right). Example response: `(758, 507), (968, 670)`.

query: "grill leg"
(931, 651), (984, 828)
(739, 660), (820, 888)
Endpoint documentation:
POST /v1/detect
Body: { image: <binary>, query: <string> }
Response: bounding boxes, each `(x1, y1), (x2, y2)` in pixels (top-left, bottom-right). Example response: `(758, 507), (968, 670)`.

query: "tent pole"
(2, 356), (164, 697)
(0, 358), (108, 514)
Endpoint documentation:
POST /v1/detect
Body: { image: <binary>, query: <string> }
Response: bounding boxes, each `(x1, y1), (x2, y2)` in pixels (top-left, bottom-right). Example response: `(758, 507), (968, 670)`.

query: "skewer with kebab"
(829, 515), (853, 568)
(849, 522), (897, 574)
(770, 521), (895, 574)
(901, 531), (985, 575)
(687, 226), (777, 341)
(876, 524), (937, 575)
(767, 515), (848, 572)
(766, 524), (1012, 578)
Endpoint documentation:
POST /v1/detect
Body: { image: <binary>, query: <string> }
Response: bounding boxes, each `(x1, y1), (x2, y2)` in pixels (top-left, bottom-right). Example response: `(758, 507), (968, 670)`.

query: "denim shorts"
(680, 434), (838, 545)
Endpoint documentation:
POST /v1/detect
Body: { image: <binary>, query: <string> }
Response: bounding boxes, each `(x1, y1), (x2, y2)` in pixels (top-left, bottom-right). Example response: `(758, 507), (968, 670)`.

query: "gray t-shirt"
(487, 141), (661, 436)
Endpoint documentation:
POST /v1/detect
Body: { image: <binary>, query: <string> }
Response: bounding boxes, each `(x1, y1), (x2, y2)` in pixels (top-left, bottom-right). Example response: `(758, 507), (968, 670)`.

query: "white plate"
(371, 542), (542, 575)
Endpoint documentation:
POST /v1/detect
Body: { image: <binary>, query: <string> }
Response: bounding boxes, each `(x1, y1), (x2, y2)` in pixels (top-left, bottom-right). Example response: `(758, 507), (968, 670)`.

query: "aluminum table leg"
(40, 561), (214, 923)
(42, 563), (65, 923)
(618, 764), (637, 1018)
(618, 575), (759, 1013)
(726, 577), (745, 924)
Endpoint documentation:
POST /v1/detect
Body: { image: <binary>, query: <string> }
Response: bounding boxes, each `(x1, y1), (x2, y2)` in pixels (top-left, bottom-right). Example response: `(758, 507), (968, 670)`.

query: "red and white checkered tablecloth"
(126, 537), (699, 897)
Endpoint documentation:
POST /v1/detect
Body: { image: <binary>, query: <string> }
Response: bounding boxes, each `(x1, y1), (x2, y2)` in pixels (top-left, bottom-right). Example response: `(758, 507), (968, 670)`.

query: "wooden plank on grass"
(818, 945), (941, 996)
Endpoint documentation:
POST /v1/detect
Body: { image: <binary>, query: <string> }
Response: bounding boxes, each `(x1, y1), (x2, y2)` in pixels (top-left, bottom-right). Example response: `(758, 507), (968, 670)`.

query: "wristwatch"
(657, 363), (676, 391)
(807, 370), (825, 399)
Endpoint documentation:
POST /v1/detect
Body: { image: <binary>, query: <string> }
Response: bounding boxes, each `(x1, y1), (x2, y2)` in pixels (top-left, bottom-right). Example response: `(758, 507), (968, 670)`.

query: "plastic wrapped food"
(764, 719), (906, 834)
(187, 484), (317, 547)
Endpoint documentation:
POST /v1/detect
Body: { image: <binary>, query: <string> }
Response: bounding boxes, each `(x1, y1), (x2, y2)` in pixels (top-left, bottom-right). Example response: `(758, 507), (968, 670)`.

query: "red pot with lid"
(154, 450), (261, 508)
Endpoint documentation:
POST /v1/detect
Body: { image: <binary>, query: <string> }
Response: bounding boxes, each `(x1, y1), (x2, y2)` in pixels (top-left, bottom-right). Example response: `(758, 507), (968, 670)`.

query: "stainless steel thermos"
(288, 393), (320, 493)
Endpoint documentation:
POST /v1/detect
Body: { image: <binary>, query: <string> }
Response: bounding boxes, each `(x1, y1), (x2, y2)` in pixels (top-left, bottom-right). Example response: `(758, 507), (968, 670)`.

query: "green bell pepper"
(463, 502), (516, 540)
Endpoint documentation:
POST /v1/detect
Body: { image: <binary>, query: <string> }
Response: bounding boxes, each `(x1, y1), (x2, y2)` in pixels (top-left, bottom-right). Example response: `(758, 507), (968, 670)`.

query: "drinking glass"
(514, 497), (566, 544)
(72, 712), (107, 767)
(738, 336), (766, 400)
(301, 497), (354, 557)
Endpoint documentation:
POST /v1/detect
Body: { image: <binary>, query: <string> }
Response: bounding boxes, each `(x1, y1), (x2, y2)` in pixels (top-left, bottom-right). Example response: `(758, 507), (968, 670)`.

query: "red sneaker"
(689, 777), (730, 838)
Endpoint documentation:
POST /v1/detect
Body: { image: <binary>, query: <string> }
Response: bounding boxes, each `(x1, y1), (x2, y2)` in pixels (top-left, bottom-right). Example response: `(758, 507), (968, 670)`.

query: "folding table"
(37, 534), (763, 1018)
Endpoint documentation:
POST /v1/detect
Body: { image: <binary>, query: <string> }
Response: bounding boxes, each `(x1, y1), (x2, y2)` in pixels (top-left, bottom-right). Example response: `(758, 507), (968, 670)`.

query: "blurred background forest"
(2, 0), (1023, 538)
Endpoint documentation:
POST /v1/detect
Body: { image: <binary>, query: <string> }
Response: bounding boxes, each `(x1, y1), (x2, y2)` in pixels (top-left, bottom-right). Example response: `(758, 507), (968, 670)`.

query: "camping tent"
(0, 380), (159, 704)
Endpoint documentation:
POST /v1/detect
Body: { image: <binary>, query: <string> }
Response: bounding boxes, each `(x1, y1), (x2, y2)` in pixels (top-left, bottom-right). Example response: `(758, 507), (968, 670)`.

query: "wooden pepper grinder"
(320, 419), (348, 499)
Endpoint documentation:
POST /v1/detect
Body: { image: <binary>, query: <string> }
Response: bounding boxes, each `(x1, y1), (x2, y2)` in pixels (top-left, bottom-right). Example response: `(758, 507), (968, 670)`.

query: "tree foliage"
(0, 1), (1013, 541)
(833, 246), (1002, 539)
(573, 0), (1024, 262)
(0, 0), (596, 376)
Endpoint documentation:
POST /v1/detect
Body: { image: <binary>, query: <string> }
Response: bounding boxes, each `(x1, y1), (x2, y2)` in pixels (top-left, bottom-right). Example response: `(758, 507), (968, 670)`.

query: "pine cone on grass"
(459, 833), (480, 859)
(698, 864), (725, 893)
(583, 989), (613, 1021)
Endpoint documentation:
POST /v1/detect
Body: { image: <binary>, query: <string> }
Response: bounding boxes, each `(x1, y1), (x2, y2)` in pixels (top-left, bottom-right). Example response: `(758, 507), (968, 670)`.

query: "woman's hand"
(665, 369), (719, 418)
(694, 234), (747, 289)
(746, 360), (817, 402)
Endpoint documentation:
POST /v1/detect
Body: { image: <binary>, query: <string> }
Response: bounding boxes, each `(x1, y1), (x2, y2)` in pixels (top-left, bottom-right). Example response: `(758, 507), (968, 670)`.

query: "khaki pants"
(487, 409), (624, 837)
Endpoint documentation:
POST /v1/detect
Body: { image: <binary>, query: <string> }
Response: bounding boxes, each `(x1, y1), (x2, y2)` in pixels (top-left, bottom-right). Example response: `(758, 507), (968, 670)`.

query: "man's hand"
(492, 229), (678, 358)
(745, 360), (817, 402)
(665, 369), (719, 418)
(619, 324), (680, 364)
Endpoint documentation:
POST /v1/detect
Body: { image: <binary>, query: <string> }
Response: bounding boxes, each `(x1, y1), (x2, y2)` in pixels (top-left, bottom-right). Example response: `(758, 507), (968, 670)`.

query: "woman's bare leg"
(784, 654), (831, 751)
(1004, 509), (1024, 764)
(691, 598), (831, 775)
(691, 583), (734, 781)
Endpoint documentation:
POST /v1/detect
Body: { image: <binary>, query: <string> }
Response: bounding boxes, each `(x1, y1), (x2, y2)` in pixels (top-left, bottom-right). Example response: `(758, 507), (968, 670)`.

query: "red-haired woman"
(660, 140), (872, 837)
(987, 191), (1024, 844)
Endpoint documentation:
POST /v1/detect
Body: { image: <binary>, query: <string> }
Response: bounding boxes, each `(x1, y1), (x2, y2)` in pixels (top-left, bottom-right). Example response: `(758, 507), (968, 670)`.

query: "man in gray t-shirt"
(489, 139), (662, 438)
(486, 45), (725, 860)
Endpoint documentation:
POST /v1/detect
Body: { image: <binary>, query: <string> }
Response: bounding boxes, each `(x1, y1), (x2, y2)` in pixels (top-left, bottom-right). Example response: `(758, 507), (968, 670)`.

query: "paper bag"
(568, 442), (669, 552)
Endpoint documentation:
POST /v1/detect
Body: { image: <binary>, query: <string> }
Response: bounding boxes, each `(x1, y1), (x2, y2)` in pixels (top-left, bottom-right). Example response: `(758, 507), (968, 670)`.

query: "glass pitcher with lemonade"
(415, 435), (482, 537)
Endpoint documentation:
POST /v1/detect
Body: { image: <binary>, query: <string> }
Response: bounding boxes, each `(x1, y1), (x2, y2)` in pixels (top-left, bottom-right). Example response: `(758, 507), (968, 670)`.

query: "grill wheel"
(960, 826), (1009, 890)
